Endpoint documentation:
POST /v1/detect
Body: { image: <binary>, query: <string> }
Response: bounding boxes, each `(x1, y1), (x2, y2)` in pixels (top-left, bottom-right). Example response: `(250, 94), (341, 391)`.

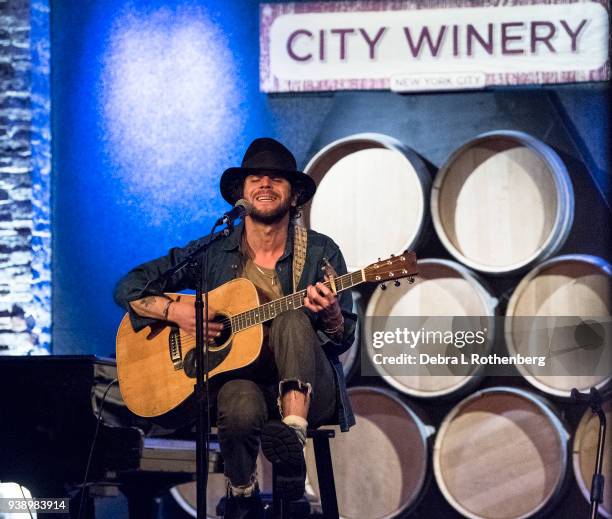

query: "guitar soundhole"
(182, 315), (234, 379)
(208, 314), (232, 350)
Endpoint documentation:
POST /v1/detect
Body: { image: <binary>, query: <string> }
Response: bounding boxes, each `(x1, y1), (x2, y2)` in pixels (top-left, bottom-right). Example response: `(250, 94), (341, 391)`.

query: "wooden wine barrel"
(431, 131), (574, 275)
(171, 454), (272, 518)
(573, 400), (612, 518)
(434, 387), (570, 519)
(303, 133), (431, 271)
(364, 259), (497, 398)
(305, 386), (434, 519)
(505, 254), (611, 397)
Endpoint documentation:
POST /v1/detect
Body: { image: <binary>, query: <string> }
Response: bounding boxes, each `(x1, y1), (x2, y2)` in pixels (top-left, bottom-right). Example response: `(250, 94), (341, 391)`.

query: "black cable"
(76, 377), (118, 519)
(18, 484), (34, 519)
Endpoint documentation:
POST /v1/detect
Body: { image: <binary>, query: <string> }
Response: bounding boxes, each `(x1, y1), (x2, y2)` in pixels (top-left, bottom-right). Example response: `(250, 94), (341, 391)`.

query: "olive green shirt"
(241, 257), (283, 303)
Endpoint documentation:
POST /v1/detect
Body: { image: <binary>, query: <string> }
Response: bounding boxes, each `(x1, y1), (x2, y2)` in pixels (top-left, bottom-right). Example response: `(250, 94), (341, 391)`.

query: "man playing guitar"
(114, 137), (357, 519)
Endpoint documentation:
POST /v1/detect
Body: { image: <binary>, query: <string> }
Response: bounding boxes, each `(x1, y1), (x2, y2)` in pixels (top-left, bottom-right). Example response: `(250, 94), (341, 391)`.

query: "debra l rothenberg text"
(371, 352), (547, 368)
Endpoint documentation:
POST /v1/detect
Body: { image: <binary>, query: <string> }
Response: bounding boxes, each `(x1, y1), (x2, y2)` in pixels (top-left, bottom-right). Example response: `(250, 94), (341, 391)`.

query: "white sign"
(260, 0), (610, 92)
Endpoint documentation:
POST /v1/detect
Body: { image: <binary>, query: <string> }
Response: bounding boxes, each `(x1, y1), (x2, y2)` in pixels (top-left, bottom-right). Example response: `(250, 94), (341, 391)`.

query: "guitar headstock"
(363, 250), (418, 284)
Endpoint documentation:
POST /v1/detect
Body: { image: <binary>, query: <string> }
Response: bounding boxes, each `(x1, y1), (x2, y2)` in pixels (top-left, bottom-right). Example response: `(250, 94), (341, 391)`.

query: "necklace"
(242, 233), (279, 286)
(254, 263), (277, 285)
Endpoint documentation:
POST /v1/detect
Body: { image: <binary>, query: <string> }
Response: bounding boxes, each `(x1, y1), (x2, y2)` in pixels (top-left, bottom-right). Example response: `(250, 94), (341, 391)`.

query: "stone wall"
(0, 0), (50, 354)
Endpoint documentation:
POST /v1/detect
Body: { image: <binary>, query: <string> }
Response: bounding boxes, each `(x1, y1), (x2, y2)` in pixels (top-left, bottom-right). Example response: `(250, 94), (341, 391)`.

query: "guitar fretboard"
(229, 270), (364, 333)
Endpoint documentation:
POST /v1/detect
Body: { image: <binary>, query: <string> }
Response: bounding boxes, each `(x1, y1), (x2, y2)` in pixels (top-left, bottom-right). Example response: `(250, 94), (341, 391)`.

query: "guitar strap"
(292, 224), (308, 292)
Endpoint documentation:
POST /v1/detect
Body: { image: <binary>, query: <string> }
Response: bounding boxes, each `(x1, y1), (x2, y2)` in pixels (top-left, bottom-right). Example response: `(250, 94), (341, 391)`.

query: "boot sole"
(261, 421), (305, 501)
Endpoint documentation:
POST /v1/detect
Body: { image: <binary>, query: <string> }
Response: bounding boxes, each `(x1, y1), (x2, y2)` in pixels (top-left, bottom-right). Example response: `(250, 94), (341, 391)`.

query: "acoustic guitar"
(116, 251), (417, 418)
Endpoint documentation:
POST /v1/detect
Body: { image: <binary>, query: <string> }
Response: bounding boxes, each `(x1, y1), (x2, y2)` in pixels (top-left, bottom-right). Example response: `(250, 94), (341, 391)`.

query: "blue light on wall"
(101, 5), (243, 227)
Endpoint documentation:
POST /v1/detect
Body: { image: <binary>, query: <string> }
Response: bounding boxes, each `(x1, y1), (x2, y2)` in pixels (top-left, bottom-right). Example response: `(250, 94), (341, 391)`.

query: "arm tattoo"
(140, 296), (157, 308)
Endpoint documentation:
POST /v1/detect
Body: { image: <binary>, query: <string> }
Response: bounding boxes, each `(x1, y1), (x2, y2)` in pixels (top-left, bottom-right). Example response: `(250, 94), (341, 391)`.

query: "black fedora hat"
(220, 138), (316, 206)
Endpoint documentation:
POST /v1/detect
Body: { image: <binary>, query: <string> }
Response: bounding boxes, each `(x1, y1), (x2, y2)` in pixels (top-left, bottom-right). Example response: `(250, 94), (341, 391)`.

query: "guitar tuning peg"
(409, 277), (415, 284)
(394, 280), (401, 287)
(380, 283), (387, 291)
(390, 253), (395, 257)
(378, 257), (381, 261)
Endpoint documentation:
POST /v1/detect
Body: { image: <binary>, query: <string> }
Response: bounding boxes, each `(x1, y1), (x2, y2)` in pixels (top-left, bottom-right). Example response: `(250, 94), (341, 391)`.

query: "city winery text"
(285, 20), (588, 62)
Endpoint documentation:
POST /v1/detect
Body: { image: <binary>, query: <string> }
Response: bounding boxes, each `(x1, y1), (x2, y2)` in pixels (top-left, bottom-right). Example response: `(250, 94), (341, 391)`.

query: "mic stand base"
(573, 387), (607, 519)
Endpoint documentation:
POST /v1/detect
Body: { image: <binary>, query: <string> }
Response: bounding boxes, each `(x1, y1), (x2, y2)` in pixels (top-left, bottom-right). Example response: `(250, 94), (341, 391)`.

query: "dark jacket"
(114, 222), (357, 431)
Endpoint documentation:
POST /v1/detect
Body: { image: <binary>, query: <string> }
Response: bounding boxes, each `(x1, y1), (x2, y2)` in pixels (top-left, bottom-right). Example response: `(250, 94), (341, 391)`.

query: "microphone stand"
(142, 222), (233, 519)
(194, 222), (213, 519)
(572, 387), (607, 519)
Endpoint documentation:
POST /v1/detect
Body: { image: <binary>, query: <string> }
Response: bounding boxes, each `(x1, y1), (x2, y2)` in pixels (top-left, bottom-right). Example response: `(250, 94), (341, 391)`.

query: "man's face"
(243, 172), (295, 224)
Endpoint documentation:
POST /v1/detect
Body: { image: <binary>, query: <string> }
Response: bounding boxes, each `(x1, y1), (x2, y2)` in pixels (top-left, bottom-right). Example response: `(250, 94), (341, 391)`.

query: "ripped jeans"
(216, 310), (337, 486)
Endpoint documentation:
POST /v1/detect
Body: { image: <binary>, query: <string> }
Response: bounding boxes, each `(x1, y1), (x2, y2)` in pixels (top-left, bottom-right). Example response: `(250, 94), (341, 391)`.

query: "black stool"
(272, 428), (339, 519)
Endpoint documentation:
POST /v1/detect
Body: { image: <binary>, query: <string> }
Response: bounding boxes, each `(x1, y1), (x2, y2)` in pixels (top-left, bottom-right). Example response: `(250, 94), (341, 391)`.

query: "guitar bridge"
(169, 328), (183, 370)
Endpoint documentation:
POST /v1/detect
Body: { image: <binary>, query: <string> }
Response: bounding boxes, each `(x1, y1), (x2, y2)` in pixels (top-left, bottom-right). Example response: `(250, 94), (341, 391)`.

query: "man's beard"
(250, 198), (292, 225)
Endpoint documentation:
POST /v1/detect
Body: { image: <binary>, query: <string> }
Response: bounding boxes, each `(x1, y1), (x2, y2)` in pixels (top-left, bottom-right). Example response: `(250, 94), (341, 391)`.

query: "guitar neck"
(230, 270), (365, 333)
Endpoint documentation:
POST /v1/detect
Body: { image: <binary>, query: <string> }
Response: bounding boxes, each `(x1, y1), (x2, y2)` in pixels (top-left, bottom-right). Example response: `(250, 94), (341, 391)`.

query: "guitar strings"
(176, 278), (337, 345)
(200, 273), (352, 329)
(173, 259), (409, 344)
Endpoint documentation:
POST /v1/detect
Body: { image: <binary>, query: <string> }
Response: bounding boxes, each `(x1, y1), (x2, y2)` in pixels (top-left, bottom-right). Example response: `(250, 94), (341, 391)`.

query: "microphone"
(215, 198), (252, 227)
